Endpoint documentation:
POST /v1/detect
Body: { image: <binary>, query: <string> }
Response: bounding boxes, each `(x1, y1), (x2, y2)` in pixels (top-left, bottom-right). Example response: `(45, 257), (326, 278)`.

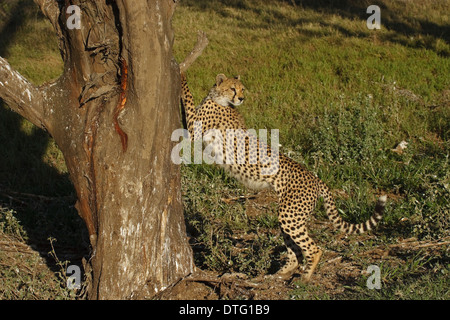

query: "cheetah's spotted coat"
(180, 72), (386, 281)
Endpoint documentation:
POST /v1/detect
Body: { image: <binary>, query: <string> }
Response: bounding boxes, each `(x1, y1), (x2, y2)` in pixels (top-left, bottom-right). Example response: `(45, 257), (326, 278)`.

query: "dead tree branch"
(0, 57), (47, 130)
(179, 31), (209, 73)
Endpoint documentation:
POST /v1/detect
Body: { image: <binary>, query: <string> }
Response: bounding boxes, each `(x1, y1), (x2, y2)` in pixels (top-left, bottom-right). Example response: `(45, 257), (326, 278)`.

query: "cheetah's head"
(210, 74), (246, 107)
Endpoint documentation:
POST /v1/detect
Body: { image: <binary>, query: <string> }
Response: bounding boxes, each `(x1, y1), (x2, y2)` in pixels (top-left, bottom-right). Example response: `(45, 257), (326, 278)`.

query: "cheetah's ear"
(234, 75), (240, 81)
(216, 74), (227, 86)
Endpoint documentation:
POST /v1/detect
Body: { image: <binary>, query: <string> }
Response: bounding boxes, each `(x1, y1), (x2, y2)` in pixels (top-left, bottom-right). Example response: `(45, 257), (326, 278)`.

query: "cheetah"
(180, 72), (386, 281)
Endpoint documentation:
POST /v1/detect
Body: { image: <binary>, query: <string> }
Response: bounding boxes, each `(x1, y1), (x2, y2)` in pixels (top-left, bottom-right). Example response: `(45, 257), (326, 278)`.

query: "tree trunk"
(0, 0), (194, 299)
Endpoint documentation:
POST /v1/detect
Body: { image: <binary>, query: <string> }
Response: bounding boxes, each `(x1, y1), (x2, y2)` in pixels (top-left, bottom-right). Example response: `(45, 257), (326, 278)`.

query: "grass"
(173, 0), (449, 299)
(1, 0), (449, 299)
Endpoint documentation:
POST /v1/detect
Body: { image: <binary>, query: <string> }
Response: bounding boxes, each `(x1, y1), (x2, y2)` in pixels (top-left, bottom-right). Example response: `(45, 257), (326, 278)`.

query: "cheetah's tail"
(318, 181), (386, 234)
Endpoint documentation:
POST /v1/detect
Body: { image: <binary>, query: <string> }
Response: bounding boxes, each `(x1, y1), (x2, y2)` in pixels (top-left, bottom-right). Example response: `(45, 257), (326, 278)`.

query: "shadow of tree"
(0, 0), (88, 274)
(182, 0), (449, 56)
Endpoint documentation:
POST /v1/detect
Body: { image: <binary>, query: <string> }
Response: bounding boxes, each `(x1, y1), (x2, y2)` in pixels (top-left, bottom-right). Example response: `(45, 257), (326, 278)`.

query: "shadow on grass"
(182, 0), (449, 56)
(0, 0), (89, 274)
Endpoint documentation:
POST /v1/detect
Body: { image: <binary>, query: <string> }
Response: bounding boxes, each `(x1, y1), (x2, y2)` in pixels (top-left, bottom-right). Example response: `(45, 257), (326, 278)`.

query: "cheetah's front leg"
(276, 232), (301, 279)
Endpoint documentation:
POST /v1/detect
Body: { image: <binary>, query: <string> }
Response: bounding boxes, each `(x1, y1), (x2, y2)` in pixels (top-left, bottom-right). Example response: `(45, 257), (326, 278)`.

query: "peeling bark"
(0, 0), (194, 299)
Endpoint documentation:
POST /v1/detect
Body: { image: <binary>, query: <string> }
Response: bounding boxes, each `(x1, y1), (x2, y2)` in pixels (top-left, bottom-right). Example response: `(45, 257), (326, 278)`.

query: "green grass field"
(1, 0), (449, 299)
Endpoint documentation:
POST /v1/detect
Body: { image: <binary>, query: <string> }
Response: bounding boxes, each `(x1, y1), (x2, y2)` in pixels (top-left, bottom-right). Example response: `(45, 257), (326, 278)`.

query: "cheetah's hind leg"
(277, 197), (323, 282)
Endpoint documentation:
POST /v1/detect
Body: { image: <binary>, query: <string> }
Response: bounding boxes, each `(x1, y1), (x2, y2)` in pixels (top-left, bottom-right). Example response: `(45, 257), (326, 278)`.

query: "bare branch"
(179, 31), (209, 73)
(0, 57), (47, 130)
